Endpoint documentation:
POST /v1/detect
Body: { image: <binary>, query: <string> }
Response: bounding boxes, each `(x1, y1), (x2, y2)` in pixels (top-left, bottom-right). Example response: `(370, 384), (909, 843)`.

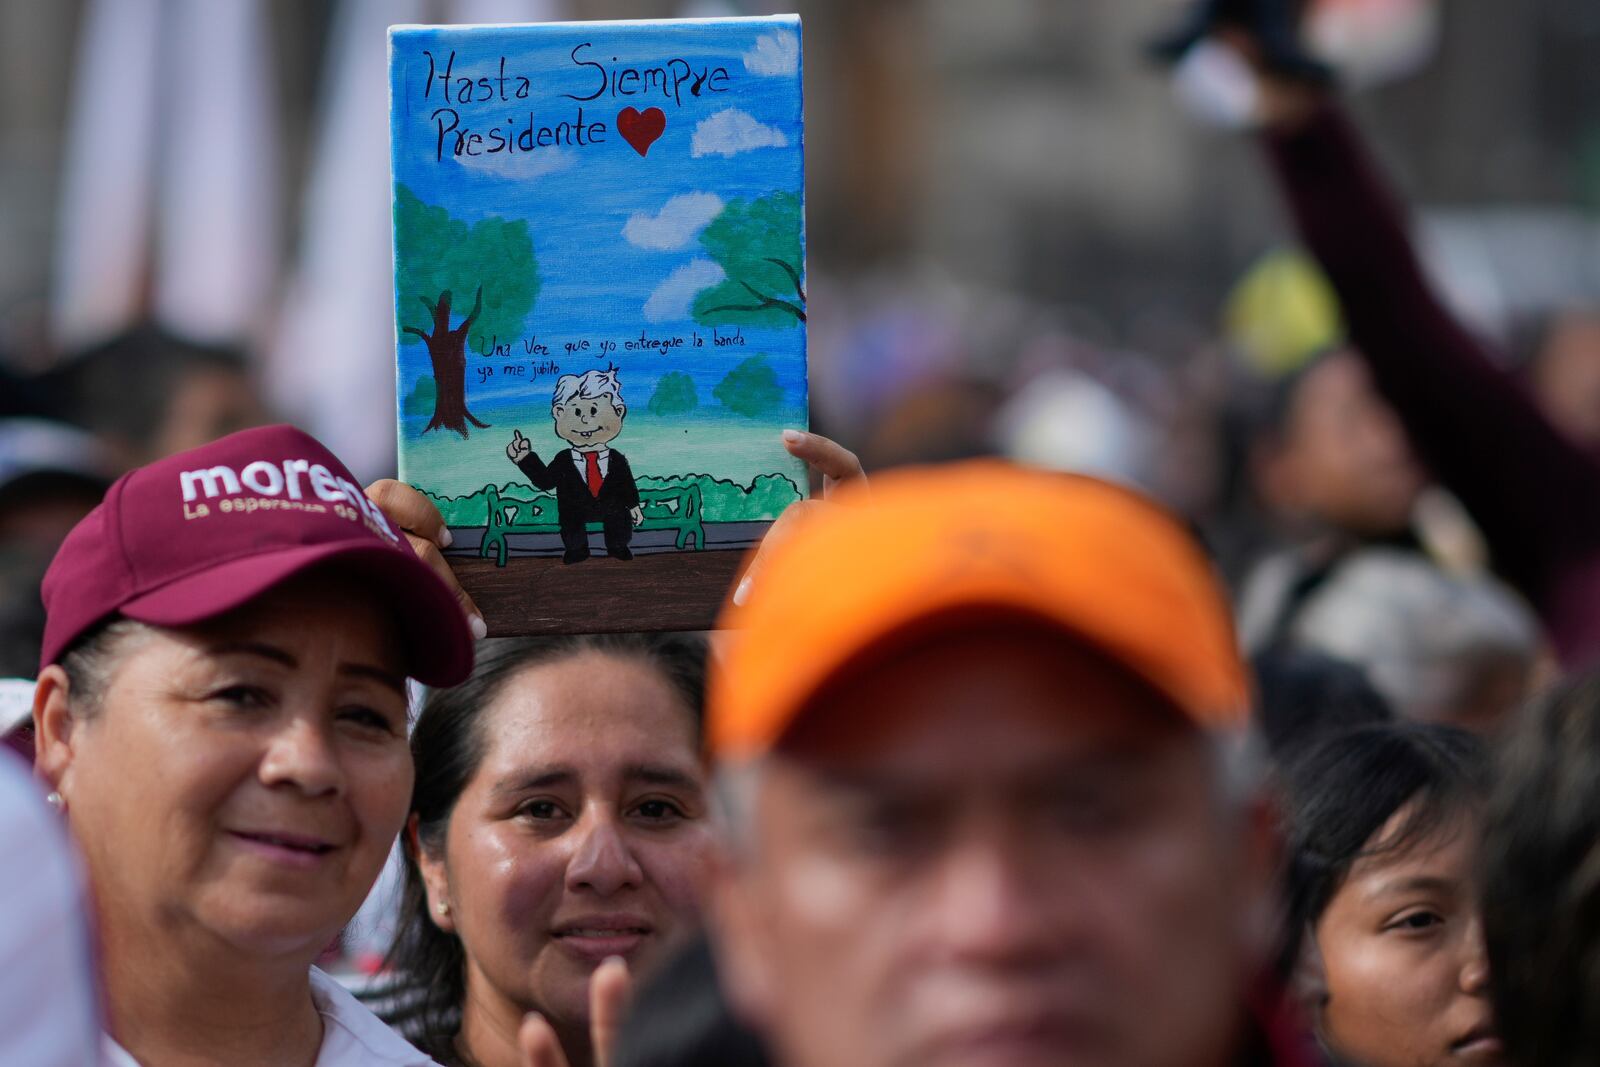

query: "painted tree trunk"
(420, 289), (490, 438)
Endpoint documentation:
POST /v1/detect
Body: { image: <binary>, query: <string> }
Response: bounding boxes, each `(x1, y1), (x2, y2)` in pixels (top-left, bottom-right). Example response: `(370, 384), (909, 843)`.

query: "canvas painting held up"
(389, 16), (807, 634)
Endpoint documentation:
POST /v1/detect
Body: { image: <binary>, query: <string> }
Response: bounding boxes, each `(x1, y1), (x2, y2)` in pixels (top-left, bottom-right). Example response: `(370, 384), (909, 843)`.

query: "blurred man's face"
(716, 627), (1269, 1067)
(1262, 350), (1425, 536)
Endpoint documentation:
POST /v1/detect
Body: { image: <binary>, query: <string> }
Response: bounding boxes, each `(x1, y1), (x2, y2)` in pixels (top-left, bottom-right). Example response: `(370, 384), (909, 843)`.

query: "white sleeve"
(0, 751), (102, 1066)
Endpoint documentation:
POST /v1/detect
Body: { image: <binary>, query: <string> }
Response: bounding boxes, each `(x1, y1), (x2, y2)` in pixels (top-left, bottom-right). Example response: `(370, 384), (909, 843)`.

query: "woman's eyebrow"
(624, 765), (703, 792)
(1365, 874), (1459, 900)
(207, 641), (296, 667)
(340, 663), (407, 695)
(492, 768), (578, 797)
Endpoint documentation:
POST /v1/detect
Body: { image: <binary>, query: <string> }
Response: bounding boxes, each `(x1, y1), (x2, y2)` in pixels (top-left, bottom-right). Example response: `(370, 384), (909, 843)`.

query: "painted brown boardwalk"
(454, 550), (748, 635)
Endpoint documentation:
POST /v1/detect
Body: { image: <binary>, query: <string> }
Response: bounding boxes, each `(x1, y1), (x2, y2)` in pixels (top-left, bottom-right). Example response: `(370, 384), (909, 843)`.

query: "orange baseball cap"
(709, 461), (1250, 760)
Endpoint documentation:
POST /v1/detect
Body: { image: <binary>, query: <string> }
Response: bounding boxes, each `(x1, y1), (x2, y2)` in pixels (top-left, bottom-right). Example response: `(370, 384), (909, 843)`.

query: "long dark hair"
(1279, 721), (1489, 975)
(383, 633), (708, 1062)
(1481, 670), (1600, 1067)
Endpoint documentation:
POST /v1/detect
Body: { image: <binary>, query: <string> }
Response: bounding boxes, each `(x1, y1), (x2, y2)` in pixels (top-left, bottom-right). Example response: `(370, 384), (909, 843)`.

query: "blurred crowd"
(4, 2), (1600, 1067)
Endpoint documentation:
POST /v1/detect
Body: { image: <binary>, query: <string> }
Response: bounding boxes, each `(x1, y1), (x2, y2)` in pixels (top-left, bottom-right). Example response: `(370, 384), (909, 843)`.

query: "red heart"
(617, 107), (666, 157)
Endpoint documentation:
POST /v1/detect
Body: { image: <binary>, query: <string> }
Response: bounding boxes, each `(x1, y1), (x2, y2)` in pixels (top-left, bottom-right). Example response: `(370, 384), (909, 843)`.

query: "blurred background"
(2, 0), (1598, 744)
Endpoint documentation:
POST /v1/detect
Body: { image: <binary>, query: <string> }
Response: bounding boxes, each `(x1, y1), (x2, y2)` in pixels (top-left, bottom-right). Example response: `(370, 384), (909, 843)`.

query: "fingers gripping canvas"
(389, 16), (808, 634)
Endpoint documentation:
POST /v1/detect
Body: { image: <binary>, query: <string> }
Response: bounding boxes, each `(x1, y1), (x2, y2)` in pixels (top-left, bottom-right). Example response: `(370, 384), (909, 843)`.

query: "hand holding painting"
(364, 478), (488, 639)
(732, 429), (866, 606)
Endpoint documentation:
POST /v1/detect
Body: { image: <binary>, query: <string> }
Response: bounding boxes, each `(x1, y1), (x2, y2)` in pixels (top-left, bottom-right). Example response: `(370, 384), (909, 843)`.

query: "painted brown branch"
(764, 257), (806, 303)
(402, 325), (430, 341)
(705, 293), (807, 322)
(457, 285), (484, 335)
(731, 280), (806, 320)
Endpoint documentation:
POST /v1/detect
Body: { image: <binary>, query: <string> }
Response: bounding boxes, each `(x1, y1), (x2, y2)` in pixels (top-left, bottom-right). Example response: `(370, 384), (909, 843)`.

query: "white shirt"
(569, 445), (610, 479)
(0, 750), (100, 1067)
(101, 968), (438, 1067)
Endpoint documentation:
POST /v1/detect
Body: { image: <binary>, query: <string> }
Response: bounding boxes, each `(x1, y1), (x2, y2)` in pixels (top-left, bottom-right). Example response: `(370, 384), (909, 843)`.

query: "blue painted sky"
(389, 16), (807, 496)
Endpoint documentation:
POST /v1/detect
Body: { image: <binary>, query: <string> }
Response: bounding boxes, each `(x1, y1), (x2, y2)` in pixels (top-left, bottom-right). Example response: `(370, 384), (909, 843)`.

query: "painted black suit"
(515, 448), (640, 562)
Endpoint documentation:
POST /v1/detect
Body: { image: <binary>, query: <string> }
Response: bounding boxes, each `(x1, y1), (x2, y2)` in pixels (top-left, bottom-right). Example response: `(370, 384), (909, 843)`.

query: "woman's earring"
(436, 901), (451, 917)
(45, 791), (65, 812)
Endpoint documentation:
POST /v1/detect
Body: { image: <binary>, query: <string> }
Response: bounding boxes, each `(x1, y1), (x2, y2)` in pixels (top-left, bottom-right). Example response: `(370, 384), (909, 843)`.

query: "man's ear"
(1235, 789), (1286, 966)
(409, 813), (457, 934)
(706, 848), (778, 1036)
(32, 665), (81, 798)
(1290, 925), (1330, 1017)
(552, 404), (563, 419)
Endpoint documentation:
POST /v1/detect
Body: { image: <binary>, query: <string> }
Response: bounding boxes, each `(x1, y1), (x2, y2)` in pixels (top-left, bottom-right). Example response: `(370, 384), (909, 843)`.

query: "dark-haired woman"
(388, 635), (716, 1067)
(1282, 722), (1505, 1067)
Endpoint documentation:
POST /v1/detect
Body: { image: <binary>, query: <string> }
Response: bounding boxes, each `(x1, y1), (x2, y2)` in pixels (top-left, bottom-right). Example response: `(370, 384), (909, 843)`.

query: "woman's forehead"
(1348, 804), (1481, 885)
(170, 578), (408, 673)
(475, 662), (699, 769)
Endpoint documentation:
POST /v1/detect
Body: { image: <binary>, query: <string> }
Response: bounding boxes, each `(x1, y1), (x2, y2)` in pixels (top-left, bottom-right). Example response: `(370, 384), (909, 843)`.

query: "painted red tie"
(584, 451), (603, 497)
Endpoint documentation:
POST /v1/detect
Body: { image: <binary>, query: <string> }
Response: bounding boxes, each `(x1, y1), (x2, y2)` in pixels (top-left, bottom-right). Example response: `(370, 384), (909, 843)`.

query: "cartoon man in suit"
(506, 367), (643, 563)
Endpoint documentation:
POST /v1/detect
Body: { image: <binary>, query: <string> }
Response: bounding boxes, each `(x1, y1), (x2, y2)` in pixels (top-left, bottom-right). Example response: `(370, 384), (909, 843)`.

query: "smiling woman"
(29, 424), (474, 1067)
(385, 634), (715, 1067)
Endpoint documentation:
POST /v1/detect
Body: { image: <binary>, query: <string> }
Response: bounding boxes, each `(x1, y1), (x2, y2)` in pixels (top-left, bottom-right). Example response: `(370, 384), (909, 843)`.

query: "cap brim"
(120, 541), (472, 687)
(756, 598), (1204, 759)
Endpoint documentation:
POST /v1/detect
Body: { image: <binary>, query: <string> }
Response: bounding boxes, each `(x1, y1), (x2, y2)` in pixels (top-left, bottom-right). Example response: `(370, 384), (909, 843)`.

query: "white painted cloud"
(743, 30), (799, 76)
(452, 148), (573, 180)
(623, 193), (724, 250)
(644, 259), (726, 323)
(691, 109), (788, 159)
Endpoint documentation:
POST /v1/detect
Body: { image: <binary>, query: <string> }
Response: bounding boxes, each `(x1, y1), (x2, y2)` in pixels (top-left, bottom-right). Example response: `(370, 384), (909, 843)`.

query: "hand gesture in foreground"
(519, 957), (631, 1067)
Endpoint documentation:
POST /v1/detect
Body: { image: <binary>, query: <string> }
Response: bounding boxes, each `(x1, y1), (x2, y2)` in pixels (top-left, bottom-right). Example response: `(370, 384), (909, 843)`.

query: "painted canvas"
(389, 16), (807, 634)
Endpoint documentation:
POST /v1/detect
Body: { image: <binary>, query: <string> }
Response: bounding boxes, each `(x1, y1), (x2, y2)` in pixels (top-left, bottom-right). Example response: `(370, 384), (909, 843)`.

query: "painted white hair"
(552, 366), (624, 410)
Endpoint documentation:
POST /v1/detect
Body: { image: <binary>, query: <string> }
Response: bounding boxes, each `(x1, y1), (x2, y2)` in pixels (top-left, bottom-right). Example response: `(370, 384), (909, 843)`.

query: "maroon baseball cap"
(39, 424), (473, 686)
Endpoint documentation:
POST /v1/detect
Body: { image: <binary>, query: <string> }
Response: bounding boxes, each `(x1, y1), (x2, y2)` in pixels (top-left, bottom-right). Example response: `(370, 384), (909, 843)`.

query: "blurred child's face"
(1310, 804), (1504, 1067)
(553, 395), (624, 452)
(1262, 350), (1426, 536)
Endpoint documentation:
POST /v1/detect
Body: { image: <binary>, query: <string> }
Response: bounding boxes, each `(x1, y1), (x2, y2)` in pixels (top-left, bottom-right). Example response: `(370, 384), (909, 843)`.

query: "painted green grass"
(428, 471), (802, 527)
(401, 409), (807, 501)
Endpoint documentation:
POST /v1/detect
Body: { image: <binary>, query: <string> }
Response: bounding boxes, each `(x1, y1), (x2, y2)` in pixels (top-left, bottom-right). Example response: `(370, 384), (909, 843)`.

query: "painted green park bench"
(478, 482), (706, 567)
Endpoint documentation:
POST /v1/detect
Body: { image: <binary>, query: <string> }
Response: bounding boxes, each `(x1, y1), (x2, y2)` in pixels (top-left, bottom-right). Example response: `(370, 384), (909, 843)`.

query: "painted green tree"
(692, 192), (804, 328)
(401, 376), (437, 418)
(647, 371), (699, 415)
(713, 355), (783, 417)
(394, 184), (540, 437)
